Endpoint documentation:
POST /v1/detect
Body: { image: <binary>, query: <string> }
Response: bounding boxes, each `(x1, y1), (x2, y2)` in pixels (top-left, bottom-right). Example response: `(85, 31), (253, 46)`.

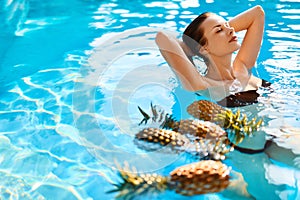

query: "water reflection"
(0, 0), (300, 199)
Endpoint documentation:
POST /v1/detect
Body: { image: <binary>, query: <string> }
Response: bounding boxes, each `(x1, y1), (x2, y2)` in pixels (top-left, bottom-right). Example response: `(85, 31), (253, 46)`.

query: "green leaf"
(138, 106), (150, 125)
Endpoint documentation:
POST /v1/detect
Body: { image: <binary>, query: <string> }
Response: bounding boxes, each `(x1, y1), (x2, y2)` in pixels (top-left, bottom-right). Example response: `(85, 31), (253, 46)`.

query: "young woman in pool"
(156, 6), (300, 198)
(155, 5), (270, 107)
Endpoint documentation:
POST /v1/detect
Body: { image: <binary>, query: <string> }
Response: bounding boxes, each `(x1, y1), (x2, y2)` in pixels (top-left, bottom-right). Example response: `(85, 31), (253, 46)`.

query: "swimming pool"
(0, 0), (300, 199)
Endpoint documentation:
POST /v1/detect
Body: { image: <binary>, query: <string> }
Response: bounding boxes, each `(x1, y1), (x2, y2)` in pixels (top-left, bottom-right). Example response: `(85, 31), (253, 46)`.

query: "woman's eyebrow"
(212, 24), (221, 30)
(212, 21), (229, 30)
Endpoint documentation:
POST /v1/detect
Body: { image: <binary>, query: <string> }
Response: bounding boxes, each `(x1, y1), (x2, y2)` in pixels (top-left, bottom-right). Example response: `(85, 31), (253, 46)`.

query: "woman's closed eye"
(216, 28), (222, 33)
(216, 22), (231, 33)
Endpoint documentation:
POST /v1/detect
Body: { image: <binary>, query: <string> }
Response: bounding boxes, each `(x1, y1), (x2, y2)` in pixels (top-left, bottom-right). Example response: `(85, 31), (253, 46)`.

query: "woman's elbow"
(155, 31), (168, 46)
(254, 5), (265, 19)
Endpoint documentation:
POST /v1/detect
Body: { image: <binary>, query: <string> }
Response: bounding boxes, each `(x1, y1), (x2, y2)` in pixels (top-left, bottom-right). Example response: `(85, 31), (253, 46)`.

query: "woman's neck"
(205, 54), (235, 81)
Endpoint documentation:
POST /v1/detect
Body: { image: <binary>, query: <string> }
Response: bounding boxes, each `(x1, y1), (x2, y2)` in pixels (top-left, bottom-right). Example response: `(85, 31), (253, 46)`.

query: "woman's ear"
(199, 46), (209, 55)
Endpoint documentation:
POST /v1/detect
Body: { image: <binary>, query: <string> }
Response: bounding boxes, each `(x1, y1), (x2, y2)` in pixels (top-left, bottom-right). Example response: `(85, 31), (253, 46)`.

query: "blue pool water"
(0, 0), (300, 199)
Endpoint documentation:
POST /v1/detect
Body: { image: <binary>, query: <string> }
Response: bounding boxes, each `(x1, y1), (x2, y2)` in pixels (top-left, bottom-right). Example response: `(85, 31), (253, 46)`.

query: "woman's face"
(201, 15), (241, 57)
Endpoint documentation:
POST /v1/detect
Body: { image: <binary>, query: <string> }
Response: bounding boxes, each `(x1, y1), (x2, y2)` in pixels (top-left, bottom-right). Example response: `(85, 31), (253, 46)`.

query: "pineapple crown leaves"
(161, 114), (178, 130)
(107, 161), (169, 199)
(214, 109), (263, 145)
(137, 106), (151, 125)
(137, 102), (177, 129)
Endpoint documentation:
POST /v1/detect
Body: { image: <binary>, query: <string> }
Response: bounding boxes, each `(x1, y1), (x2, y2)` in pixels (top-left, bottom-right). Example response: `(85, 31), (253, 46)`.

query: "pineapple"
(109, 160), (230, 199)
(134, 127), (190, 152)
(134, 128), (233, 160)
(169, 160), (230, 195)
(187, 100), (263, 145)
(187, 100), (224, 121)
(172, 120), (227, 139)
(138, 105), (227, 139)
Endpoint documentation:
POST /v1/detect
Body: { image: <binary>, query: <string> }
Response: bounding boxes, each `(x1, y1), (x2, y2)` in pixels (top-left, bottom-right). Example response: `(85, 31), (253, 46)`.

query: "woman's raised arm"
(155, 31), (208, 91)
(229, 6), (265, 69)
(155, 31), (230, 91)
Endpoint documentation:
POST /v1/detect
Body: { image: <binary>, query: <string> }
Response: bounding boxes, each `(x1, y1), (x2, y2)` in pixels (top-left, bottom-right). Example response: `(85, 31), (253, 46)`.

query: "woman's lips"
(229, 36), (238, 42)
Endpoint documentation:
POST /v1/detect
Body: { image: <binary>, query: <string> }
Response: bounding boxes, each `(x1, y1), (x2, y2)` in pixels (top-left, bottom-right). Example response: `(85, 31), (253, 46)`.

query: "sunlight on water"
(0, 0), (300, 199)
(73, 28), (187, 175)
